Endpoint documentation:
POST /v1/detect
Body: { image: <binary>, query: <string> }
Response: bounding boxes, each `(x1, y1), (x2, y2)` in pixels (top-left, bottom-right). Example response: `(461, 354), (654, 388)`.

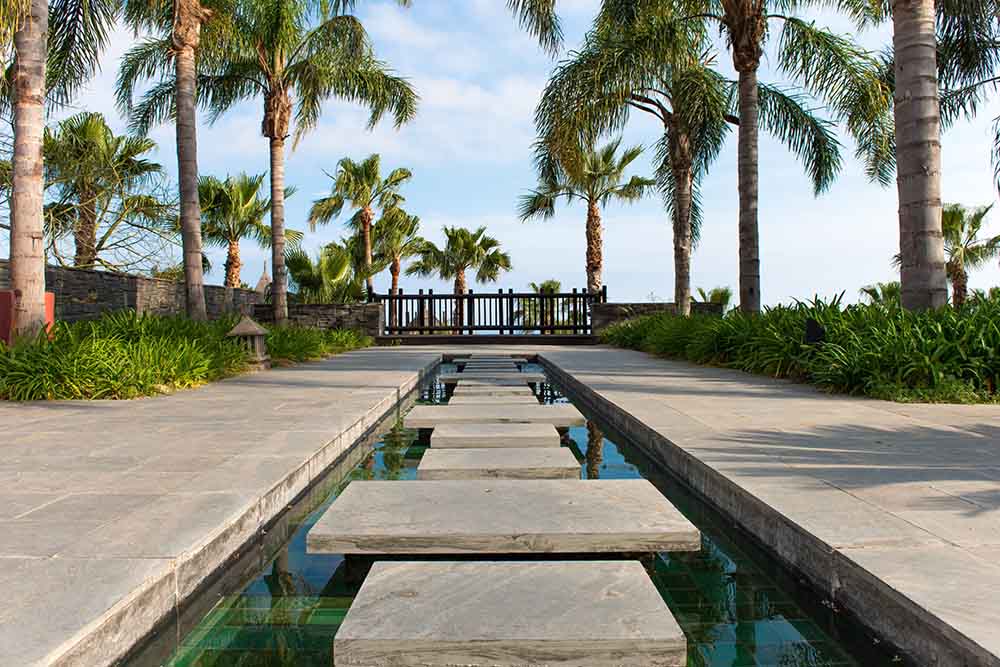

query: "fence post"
(417, 289), (424, 335)
(508, 288), (515, 334)
(395, 288), (403, 334)
(428, 288), (434, 333)
(467, 289), (475, 336)
(572, 288), (579, 333)
(601, 284), (608, 303)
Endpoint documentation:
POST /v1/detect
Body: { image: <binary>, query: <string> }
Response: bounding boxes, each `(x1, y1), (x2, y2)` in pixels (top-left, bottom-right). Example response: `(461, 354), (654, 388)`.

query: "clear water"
(128, 370), (908, 667)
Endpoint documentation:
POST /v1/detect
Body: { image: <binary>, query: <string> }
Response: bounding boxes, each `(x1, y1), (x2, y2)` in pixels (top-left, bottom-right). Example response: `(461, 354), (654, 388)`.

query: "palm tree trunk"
(9, 0), (48, 337)
(362, 206), (374, 295)
(894, 0), (947, 310)
(269, 135), (288, 323)
(173, 6), (208, 321)
(224, 239), (241, 288)
(585, 200), (602, 294)
(389, 258), (400, 329)
(737, 68), (761, 313)
(74, 189), (98, 268)
(586, 420), (604, 479)
(947, 260), (968, 309)
(670, 128), (693, 317)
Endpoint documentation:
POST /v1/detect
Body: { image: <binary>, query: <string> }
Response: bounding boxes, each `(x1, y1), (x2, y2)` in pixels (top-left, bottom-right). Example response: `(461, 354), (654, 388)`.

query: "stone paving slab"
(417, 447), (581, 479)
(404, 404), (584, 428)
(439, 371), (545, 384)
(431, 423), (561, 448)
(334, 561), (686, 667)
(539, 345), (1000, 667)
(451, 384), (536, 396)
(0, 348), (441, 667)
(447, 394), (539, 406)
(456, 357), (528, 365)
(307, 479), (700, 554)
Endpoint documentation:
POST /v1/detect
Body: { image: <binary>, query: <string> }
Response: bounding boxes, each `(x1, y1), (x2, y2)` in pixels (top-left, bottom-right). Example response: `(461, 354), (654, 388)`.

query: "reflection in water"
(135, 377), (905, 667)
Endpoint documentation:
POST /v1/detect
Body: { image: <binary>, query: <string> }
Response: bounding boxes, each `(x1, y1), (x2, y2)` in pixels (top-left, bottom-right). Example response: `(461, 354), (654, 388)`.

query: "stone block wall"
(591, 301), (723, 335)
(0, 259), (258, 322)
(253, 303), (383, 337)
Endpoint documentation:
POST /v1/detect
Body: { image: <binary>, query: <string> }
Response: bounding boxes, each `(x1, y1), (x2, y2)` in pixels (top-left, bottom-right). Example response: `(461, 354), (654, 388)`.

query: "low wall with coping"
(0, 260), (259, 322)
(591, 302), (723, 335)
(253, 303), (383, 337)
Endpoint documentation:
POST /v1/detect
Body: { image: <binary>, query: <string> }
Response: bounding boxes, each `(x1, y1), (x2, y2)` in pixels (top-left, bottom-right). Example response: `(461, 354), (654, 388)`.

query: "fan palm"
(407, 226), (512, 331)
(519, 138), (654, 295)
(696, 286), (733, 312)
(285, 240), (367, 305)
(516, 279), (565, 333)
(373, 206), (424, 295)
(536, 9), (845, 316)
(600, 0), (892, 312)
(198, 172), (303, 287)
(859, 281), (901, 306)
(940, 204), (1000, 309)
(119, 0), (417, 324)
(5, 0), (117, 335)
(310, 154), (413, 295)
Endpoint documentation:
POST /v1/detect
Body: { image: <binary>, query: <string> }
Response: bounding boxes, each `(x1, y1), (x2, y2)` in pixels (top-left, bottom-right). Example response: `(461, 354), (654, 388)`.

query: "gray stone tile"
(18, 492), (160, 522)
(0, 520), (109, 557)
(0, 492), (66, 519)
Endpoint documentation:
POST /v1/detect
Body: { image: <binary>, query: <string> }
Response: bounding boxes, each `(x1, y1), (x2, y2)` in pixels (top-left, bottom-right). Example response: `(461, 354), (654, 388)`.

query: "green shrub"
(0, 311), (371, 400)
(600, 296), (1000, 403)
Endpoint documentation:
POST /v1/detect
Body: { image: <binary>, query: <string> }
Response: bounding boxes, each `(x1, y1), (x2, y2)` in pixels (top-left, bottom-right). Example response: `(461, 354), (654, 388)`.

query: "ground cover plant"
(601, 295), (1000, 403)
(0, 310), (371, 400)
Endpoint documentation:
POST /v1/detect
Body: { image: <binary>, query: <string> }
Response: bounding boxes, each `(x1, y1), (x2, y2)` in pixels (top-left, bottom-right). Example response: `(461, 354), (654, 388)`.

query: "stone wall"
(253, 303), (383, 337)
(0, 259), (259, 322)
(591, 302), (723, 335)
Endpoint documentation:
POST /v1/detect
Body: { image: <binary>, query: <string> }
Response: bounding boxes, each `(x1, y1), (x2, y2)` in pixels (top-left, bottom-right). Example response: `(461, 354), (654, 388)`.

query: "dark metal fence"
(374, 287), (607, 336)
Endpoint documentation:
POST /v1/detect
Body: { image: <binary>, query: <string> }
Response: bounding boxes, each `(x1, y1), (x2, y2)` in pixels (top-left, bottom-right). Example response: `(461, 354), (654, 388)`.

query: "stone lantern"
(227, 316), (270, 369)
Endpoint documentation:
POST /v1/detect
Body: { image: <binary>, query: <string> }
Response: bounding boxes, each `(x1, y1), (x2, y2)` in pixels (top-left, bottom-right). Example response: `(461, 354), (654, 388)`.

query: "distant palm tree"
(285, 241), (366, 305)
(374, 206), (424, 296)
(519, 138), (654, 294)
(941, 204), (1000, 309)
(696, 286), (733, 313)
(516, 279), (563, 334)
(198, 173), (302, 287)
(310, 155), (413, 295)
(859, 281), (901, 306)
(407, 226), (512, 331)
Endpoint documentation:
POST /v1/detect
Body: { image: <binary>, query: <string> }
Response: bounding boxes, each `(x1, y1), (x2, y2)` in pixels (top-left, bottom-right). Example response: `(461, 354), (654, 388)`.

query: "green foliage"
(0, 311), (370, 400)
(601, 297), (1000, 403)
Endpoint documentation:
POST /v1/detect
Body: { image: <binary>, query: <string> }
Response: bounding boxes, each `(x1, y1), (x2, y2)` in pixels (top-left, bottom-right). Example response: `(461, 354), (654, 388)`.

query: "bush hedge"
(600, 296), (1000, 403)
(0, 310), (371, 400)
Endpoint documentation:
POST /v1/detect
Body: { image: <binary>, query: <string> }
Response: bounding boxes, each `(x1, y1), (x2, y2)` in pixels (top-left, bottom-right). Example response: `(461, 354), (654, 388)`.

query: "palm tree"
(696, 286), (733, 313)
(373, 206), (424, 296)
(940, 204), (1000, 309)
(516, 279), (564, 333)
(5, 0), (116, 335)
(198, 172), (302, 287)
(310, 155), (413, 295)
(120, 0), (223, 321)
(285, 241), (368, 305)
(536, 7), (848, 317)
(407, 226), (512, 330)
(43, 112), (163, 268)
(859, 281), (901, 306)
(519, 138), (653, 295)
(120, 0), (417, 324)
(600, 0), (893, 312)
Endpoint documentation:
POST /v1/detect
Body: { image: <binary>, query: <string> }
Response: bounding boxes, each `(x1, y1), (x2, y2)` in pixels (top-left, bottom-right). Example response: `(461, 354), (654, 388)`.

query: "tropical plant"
(859, 281), (901, 306)
(516, 279), (567, 333)
(285, 241), (370, 305)
(519, 138), (653, 294)
(938, 204), (1000, 309)
(119, 0), (417, 324)
(536, 6), (847, 316)
(5, 0), (118, 335)
(599, 0), (893, 312)
(39, 112), (171, 271)
(373, 206), (424, 295)
(310, 155), (413, 295)
(198, 172), (302, 287)
(696, 286), (733, 312)
(407, 226), (513, 295)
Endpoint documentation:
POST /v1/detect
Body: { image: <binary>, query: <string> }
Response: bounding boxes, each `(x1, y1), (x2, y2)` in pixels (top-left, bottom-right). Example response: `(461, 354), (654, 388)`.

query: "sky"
(27, 0), (1000, 304)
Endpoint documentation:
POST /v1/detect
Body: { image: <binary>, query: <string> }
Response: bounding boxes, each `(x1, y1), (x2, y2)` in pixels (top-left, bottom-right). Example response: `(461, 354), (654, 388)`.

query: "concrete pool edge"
(46, 357), (441, 667)
(537, 354), (999, 667)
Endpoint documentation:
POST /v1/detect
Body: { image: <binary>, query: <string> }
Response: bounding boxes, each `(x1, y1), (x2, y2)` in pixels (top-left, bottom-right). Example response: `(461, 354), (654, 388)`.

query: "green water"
(129, 374), (908, 667)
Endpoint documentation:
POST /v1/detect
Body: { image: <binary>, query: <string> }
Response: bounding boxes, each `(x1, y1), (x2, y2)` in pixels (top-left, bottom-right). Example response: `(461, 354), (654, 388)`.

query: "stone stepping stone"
(307, 479), (700, 555)
(333, 561), (686, 667)
(439, 372), (546, 384)
(447, 394), (539, 406)
(431, 423), (561, 448)
(417, 447), (581, 479)
(452, 384), (536, 397)
(404, 404), (584, 428)
(456, 357), (528, 366)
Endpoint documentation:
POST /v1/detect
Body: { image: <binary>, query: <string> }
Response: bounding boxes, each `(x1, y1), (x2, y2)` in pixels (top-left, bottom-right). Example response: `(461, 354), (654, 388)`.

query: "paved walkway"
(0, 348), (439, 667)
(541, 346), (1000, 666)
